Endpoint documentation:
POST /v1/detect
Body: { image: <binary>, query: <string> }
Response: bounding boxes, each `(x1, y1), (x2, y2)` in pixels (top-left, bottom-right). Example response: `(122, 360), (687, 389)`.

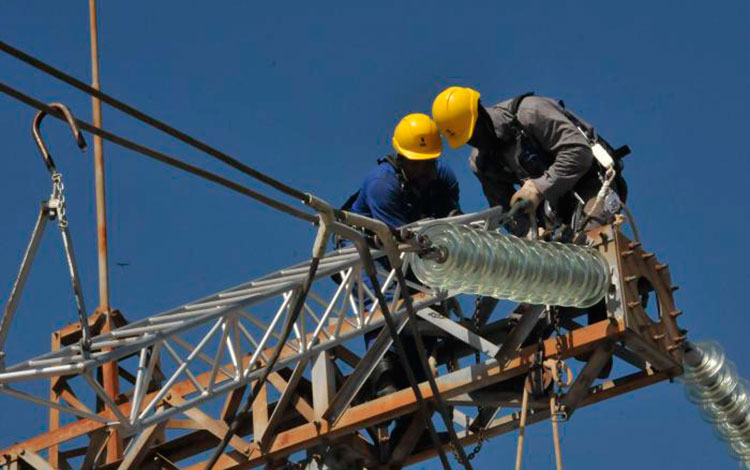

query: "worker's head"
(392, 113), (441, 189)
(431, 86), (481, 149)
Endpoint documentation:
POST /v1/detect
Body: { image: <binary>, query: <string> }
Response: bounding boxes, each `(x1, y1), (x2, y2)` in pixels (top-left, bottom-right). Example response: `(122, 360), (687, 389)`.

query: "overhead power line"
(0, 40), (308, 203)
(0, 81), (318, 224)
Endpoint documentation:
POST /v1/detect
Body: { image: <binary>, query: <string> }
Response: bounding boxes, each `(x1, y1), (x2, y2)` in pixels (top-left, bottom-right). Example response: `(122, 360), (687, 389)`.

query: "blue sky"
(1, 1), (749, 468)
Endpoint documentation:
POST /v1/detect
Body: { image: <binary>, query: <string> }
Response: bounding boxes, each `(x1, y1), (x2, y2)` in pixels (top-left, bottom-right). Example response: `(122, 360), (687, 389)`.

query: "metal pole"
(88, 0), (120, 462)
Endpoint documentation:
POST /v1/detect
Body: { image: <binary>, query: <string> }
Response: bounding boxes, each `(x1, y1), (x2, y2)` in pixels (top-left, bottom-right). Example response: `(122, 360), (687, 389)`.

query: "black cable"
(0, 81), (317, 224)
(0, 41), (308, 202)
(365, 271), (453, 470)
(393, 266), (473, 470)
(204, 256), (322, 470)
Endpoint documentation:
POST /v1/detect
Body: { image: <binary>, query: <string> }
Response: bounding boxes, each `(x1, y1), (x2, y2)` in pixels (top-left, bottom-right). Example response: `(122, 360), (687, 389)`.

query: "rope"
(0, 81), (318, 224)
(0, 41), (308, 202)
(515, 385), (530, 470)
(550, 396), (563, 470)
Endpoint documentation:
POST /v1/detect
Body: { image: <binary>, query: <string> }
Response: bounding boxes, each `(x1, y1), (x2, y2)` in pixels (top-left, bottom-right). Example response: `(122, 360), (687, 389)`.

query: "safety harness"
(506, 92), (631, 232)
(507, 92), (631, 174)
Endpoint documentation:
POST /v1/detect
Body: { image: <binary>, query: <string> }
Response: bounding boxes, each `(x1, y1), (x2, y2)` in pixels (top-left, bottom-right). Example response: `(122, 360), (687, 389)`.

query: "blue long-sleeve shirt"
(350, 159), (461, 228)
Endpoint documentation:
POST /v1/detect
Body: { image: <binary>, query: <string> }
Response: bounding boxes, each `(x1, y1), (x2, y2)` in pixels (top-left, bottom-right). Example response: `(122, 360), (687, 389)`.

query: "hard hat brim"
(393, 137), (441, 160)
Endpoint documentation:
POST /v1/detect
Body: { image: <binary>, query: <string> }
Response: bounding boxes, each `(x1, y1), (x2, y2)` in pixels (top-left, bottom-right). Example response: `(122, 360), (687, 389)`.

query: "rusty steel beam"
(47, 331), (62, 468)
(0, 312), (678, 470)
(116, 423), (165, 470)
(81, 430), (108, 470)
(404, 369), (670, 467)
(560, 341), (616, 418)
(180, 319), (628, 470)
(87, 0), (119, 461)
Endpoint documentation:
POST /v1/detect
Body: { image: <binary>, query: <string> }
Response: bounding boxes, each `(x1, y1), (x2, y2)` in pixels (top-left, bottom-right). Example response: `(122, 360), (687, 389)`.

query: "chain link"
(472, 297), (483, 364)
(50, 172), (68, 228)
(466, 425), (487, 460)
(548, 307), (571, 421)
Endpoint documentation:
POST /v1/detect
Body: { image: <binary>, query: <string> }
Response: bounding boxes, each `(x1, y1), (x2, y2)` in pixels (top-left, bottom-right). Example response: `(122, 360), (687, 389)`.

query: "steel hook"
(32, 102), (87, 174)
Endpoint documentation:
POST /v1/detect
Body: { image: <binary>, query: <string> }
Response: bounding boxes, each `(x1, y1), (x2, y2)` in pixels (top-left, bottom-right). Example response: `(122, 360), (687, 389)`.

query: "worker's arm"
(521, 97), (594, 203)
(363, 176), (412, 229)
(469, 149), (516, 209)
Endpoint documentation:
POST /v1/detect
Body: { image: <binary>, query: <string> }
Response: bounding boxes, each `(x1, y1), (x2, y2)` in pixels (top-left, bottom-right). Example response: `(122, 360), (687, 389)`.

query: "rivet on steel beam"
(627, 301), (641, 309)
(628, 242), (642, 250)
(641, 252), (656, 260)
(625, 275), (638, 283)
(669, 310), (683, 318)
(655, 264), (668, 271)
(622, 250), (634, 257)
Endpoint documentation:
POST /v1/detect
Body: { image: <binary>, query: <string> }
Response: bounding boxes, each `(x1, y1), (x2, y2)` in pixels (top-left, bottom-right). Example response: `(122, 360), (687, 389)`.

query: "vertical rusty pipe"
(88, 0), (121, 462)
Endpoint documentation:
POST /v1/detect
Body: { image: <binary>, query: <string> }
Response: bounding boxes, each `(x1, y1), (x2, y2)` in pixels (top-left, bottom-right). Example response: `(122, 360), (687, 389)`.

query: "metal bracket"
(0, 103), (91, 364)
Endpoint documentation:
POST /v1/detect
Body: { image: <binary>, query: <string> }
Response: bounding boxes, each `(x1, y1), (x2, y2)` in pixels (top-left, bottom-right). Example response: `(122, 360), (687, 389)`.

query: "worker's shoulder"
(362, 162), (399, 192)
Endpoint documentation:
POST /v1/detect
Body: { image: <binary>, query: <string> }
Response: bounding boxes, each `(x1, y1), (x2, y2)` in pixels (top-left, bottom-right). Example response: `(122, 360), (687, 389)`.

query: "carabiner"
(32, 102), (87, 174)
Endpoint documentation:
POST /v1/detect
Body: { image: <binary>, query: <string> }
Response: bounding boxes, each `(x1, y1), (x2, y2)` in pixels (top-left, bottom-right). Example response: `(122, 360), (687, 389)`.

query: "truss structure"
(0, 209), (686, 470)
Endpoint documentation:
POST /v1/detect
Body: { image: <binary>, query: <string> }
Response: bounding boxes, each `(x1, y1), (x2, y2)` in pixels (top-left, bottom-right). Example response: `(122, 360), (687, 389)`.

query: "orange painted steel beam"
(404, 369), (670, 467)
(181, 319), (629, 470)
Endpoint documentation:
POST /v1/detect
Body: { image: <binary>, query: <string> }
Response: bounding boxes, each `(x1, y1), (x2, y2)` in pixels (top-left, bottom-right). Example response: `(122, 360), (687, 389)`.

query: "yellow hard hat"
(392, 113), (443, 160)
(432, 86), (481, 149)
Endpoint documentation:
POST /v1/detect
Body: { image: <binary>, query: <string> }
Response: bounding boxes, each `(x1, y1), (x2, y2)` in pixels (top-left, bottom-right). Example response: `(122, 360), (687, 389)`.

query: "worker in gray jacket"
(431, 87), (627, 233)
(432, 87), (630, 378)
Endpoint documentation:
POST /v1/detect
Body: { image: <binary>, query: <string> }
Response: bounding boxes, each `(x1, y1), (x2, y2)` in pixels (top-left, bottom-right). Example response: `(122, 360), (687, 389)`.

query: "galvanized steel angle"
(138, 319), (224, 421)
(170, 335), (234, 380)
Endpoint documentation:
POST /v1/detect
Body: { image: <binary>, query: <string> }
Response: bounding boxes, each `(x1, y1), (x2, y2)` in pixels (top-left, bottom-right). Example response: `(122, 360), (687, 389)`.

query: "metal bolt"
(627, 301), (641, 309)
(624, 275), (638, 283)
(655, 264), (668, 271)
(669, 310), (683, 318)
(621, 250), (633, 257)
(652, 334), (665, 341)
(641, 252), (656, 260)
(628, 242), (642, 250)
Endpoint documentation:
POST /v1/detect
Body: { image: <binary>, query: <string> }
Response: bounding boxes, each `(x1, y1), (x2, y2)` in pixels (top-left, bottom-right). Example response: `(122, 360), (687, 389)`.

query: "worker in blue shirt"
(344, 113), (461, 399)
(348, 116), (461, 229)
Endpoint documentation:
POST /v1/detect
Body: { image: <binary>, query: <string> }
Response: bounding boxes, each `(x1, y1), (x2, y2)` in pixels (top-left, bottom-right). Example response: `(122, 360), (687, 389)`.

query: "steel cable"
(0, 82), (317, 224)
(0, 41), (308, 202)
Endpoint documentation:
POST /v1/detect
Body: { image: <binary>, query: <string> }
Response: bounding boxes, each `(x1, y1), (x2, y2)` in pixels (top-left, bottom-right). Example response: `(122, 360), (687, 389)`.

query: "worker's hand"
(510, 180), (542, 213)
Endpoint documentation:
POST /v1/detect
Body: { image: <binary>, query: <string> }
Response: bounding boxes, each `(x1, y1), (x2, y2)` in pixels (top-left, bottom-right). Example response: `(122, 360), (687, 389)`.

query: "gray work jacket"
(469, 96), (596, 208)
